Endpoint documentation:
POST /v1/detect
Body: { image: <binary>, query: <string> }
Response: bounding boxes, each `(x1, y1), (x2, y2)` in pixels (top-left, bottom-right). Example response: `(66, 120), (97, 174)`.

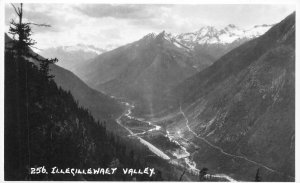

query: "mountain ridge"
(76, 30), (197, 115)
(175, 24), (273, 47)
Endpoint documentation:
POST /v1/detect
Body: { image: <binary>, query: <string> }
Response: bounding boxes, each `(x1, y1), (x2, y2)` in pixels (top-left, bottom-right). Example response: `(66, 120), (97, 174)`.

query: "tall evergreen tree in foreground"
(5, 3), (56, 180)
(255, 168), (262, 182)
(8, 3), (58, 76)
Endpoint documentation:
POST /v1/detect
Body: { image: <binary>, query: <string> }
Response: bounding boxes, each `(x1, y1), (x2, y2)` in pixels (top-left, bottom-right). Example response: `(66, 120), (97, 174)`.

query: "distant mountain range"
(39, 44), (106, 73)
(164, 24), (273, 70)
(40, 24), (272, 74)
(175, 24), (272, 47)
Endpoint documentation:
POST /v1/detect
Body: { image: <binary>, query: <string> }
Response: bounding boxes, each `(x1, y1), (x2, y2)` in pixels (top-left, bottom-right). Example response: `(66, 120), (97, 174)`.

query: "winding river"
(113, 97), (237, 181)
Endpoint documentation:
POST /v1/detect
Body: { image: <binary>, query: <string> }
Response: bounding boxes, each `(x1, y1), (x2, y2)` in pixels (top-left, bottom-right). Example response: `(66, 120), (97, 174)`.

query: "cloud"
(129, 6), (200, 34)
(5, 4), (84, 33)
(75, 4), (158, 20)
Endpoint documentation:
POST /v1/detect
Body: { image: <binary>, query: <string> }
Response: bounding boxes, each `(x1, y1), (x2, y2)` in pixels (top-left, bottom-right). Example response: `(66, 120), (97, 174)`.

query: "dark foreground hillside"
(4, 50), (165, 181)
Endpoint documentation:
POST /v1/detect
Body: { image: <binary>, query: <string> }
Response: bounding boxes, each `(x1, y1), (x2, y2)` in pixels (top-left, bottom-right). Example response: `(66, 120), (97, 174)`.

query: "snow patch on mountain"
(156, 31), (192, 51)
(62, 44), (106, 55)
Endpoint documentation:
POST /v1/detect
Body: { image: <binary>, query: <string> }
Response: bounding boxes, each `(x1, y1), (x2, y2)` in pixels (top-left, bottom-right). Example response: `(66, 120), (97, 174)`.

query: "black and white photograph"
(2, 1), (297, 182)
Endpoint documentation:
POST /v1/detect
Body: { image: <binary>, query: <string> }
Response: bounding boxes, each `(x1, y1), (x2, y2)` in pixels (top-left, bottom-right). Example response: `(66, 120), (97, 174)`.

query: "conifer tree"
(255, 168), (262, 182)
(8, 3), (58, 79)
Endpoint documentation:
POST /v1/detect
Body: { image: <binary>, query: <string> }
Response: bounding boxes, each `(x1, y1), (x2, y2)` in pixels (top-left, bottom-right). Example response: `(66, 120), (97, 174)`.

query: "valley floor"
(112, 96), (294, 182)
(113, 96), (240, 181)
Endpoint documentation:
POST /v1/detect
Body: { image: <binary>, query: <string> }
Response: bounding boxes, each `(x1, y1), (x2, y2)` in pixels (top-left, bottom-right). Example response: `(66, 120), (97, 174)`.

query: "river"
(114, 97), (237, 181)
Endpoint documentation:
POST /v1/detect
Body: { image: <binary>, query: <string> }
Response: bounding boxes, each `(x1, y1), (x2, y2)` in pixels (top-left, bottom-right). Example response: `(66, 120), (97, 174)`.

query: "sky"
(4, 4), (296, 51)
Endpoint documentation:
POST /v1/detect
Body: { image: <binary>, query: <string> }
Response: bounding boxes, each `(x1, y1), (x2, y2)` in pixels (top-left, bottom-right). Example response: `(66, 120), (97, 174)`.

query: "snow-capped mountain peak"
(139, 23), (273, 52)
(143, 32), (157, 40)
(196, 26), (219, 36)
(62, 44), (106, 55)
(175, 24), (273, 49)
(244, 24), (274, 38)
